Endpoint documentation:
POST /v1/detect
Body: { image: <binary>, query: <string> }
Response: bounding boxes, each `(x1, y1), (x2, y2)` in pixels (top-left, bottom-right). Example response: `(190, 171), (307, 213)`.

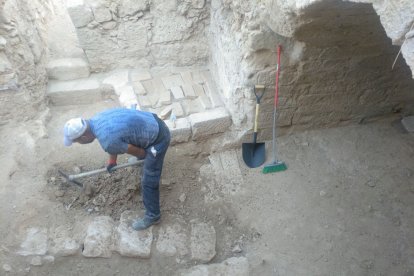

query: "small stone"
(179, 193), (186, 203)
(319, 190), (326, 197)
(360, 259), (374, 269)
(87, 208), (93, 213)
(232, 244), (242, 253)
(94, 207), (99, 212)
(73, 166), (82, 174)
(25, 267), (30, 272)
(55, 190), (65, 197)
(159, 106), (172, 120)
(2, 264), (11, 272)
(50, 177), (56, 183)
(365, 179), (376, 188)
(30, 256), (42, 266)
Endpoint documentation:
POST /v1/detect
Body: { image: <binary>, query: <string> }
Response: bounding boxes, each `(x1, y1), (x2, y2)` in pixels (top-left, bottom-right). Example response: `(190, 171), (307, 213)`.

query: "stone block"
(138, 95), (152, 108)
(133, 81), (146, 95)
(171, 86), (185, 100)
(82, 216), (115, 258)
(91, 5), (112, 23)
(202, 83), (223, 108)
(118, 0), (149, 17)
(165, 118), (191, 144)
(162, 75), (184, 89)
(17, 228), (48, 256)
(152, 78), (171, 105)
(66, 0), (93, 28)
(47, 79), (104, 106)
(180, 71), (193, 84)
(190, 221), (216, 263)
(114, 211), (153, 258)
(402, 116), (414, 132)
(172, 102), (185, 118)
(191, 71), (205, 84)
(193, 84), (212, 109)
(103, 70), (130, 92)
(182, 84), (197, 99)
(180, 257), (249, 276)
(159, 106), (172, 120)
(156, 221), (188, 257)
(189, 108), (231, 140)
(130, 70), (151, 82)
(47, 58), (90, 81)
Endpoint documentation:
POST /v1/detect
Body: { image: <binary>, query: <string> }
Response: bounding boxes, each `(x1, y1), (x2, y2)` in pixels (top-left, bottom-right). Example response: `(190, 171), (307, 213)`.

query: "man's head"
(63, 118), (95, 146)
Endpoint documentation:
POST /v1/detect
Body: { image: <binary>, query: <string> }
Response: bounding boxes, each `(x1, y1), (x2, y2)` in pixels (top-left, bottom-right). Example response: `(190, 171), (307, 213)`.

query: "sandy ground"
(0, 103), (413, 275)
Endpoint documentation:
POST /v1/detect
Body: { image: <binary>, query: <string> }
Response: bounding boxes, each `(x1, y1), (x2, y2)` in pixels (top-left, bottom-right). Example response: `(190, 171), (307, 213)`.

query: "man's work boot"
(132, 217), (160, 231)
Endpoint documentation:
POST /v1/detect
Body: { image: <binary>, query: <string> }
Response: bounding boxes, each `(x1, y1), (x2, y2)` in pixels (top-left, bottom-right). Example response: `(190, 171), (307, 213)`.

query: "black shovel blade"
(242, 142), (265, 168)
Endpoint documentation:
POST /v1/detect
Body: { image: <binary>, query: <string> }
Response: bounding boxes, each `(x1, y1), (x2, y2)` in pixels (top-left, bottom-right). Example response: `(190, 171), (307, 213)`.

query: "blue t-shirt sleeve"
(104, 139), (128, 155)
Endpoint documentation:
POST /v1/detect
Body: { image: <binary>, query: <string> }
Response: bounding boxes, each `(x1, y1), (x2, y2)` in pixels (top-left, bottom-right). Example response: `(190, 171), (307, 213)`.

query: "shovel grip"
(254, 103), (260, 133)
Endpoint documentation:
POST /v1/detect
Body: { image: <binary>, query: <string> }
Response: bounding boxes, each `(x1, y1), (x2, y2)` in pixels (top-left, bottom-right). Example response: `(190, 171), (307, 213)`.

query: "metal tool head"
(58, 169), (83, 188)
(242, 142), (266, 168)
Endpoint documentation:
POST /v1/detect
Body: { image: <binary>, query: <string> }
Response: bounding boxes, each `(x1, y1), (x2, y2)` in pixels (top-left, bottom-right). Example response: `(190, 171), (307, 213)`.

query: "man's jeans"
(142, 118), (170, 220)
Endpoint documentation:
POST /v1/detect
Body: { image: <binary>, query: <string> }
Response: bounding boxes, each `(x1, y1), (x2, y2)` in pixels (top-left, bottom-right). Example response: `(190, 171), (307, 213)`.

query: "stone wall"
(66, 0), (211, 72)
(209, 0), (414, 139)
(0, 0), (54, 123)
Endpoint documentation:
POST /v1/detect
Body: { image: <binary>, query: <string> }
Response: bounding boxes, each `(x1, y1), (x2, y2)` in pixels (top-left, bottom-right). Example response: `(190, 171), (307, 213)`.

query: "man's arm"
(127, 144), (146, 159)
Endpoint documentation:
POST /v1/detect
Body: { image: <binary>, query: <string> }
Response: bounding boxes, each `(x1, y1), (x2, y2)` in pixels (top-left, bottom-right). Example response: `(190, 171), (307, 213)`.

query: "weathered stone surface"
(82, 216), (115, 258)
(180, 257), (249, 276)
(159, 106), (172, 120)
(66, 0), (93, 28)
(402, 116), (414, 132)
(131, 70), (152, 82)
(156, 221), (188, 257)
(171, 86), (185, 100)
(17, 228), (48, 256)
(165, 118), (192, 144)
(190, 220), (216, 263)
(50, 238), (79, 256)
(103, 70), (130, 91)
(118, 0), (149, 17)
(47, 58), (90, 81)
(182, 84), (197, 99)
(91, 4), (112, 23)
(47, 79), (105, 106)
(114, 211), (153, 258)
(189, 108), (231, 140)
(193, 84), (211, 109)
(30, 256), (42, 266)
(172, 102), (185, 118)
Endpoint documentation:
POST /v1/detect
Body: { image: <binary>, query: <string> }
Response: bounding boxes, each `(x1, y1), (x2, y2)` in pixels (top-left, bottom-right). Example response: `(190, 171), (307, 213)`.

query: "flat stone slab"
(47, 79), (106, 106)
(165, 118), (191, 145)
(17, 228), (48, 256)
(180, 257), (249, 276)
(82, 216), (115, 258)
(114, 211), (153, 258)
(156, 219), (188, 257)
(402, 116), (414, 132)
(190, 220), (216, 263)
(189, 108), (232, 140)
(103, 70), (130, 91)
(47, 58), (90, 81)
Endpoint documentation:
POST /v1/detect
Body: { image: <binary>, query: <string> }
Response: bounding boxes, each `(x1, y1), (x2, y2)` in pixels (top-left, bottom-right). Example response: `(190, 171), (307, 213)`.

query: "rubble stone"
(189, 108), (231, 140)
(82, 216), (115, 258)
(17, 228), (48, 256)
(190, 221), (216, 263)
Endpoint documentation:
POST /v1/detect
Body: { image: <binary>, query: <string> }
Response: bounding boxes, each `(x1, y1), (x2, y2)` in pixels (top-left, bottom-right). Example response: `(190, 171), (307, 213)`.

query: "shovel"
(242, 85), (266, 168)
(58, 158), (144, 188)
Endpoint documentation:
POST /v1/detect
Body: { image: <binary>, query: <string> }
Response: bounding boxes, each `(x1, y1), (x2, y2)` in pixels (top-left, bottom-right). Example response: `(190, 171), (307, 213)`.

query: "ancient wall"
(0, 0), (55, 124)
(209, 0), (414, 139)
(66, 0), (211, 72)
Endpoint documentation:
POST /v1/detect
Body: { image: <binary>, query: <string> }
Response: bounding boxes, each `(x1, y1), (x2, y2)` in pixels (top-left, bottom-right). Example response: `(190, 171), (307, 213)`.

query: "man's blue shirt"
(88, 108), (159, 155)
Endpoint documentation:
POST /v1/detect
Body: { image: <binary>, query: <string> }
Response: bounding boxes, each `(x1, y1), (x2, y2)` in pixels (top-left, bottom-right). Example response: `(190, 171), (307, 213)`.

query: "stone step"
(47, 78), (110, 106)
(47, 58), (90, 81)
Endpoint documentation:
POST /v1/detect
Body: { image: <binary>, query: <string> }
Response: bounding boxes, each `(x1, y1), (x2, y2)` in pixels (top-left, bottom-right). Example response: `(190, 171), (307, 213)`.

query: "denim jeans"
(141, 118), (170, 220)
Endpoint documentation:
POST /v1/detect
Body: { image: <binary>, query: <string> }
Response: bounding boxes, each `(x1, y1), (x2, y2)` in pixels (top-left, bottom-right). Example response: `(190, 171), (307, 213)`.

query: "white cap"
(63, 118), (87, 146)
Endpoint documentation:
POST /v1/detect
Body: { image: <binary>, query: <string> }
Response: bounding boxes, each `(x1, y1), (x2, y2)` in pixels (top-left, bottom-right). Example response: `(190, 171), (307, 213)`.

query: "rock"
(66, 0), (93, 28)
(17, 228), (48, 256)
(55, 190), (65, 197)
(179, 193), (186, 203)
(180, 257), (249, 276)
(30, 256), (42, 266)
(118, 0), (149, 17)
(82, 216), (115, 258)
(114, 211), (153, 258)
(91, 5), (112, 23)
(401, 116), (414, 133)
(365, 179), (376, 188)
(156, 221), (188, 257)
(232, 244), (242, 253)
(2, 264), (11, 272)
(190, 221), (216, 263)
(102, 21), (117, 30)
(159, 106), (173, 120)
(73, 166), (82, 174)
(50, 237), (79, 256)
(0, 36), (7, 50)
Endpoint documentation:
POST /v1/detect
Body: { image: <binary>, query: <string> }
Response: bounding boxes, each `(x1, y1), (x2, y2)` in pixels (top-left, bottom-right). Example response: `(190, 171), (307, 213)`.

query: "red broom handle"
(275, 45), (281, 107)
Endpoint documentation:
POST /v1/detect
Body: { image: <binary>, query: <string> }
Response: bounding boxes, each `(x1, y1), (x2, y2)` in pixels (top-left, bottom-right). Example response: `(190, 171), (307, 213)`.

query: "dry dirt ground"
(0, 102), (413, 275)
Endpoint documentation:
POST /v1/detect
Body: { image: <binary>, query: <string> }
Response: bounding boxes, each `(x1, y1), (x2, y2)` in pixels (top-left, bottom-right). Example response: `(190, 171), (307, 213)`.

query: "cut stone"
(103, 70), (130, 91)
(133, 81), (146, 95)
(50, 238), (80, 256)
(180, 257), (249, 276)
(47, 79), (104, 106)
(191, 71), (205, 84)
(190, 220), (216, 263)
(17, 228), (48, 256)
(181, 98), (205, 115)
(162, 75), (184, 89)
(172, 102), (185, 118)
(152, 78), (171, 105)
(138, 95), (152, 108)
(171, 86), (185, 100)
(164, 118), (191, 145)
(130, 70), (151, 82)
(159, 106), (173, 120)
(401, 116), (414, 132)
(156, 221), (188, 257)
(180, 71), (193, 84)
(182, 84), (197, 99)
(189, 108), (231, 140)
(193, 84), (212, 109)
(82, 216), (115, 258)
(114, 211), (153, 258)
(66, 0), (93, 28)
(47, 58), (90, 81)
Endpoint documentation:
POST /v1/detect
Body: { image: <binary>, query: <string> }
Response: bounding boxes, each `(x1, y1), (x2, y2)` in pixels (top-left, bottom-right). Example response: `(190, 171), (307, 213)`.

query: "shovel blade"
(242, 142), (265, 168)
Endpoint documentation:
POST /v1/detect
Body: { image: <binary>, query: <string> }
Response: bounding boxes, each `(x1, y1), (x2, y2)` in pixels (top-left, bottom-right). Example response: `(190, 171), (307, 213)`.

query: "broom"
(262, 45), (287, 174)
